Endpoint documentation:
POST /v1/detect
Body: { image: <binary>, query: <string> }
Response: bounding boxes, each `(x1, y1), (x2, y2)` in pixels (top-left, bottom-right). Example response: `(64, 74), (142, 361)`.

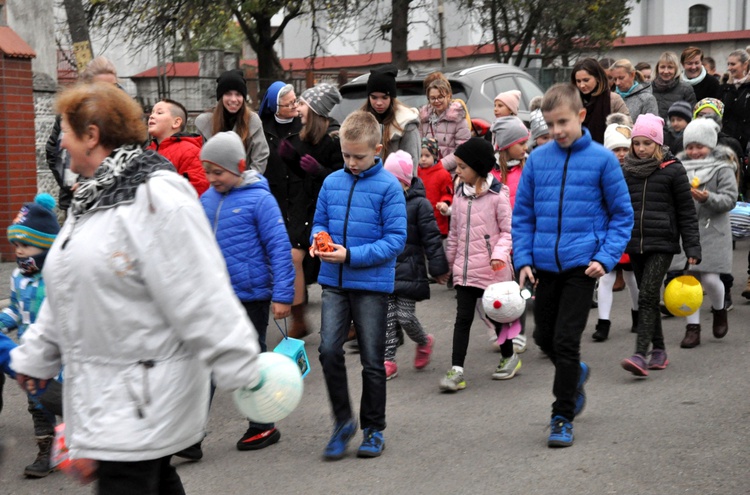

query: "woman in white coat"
(11, 82), (264, 494)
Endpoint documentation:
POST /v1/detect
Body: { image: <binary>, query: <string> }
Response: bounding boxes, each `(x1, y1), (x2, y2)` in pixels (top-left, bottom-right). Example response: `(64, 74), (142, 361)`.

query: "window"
(688, 5), (709, 34)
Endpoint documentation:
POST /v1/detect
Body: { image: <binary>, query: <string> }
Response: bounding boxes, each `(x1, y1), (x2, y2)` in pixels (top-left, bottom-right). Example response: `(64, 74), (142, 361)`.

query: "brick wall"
(0, 55), (39, 261)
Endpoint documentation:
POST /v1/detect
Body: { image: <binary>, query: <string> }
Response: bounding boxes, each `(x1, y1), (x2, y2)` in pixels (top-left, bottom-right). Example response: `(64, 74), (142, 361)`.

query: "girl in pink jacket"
(439, 138), (516, 393)
(490, 116), (530, 209)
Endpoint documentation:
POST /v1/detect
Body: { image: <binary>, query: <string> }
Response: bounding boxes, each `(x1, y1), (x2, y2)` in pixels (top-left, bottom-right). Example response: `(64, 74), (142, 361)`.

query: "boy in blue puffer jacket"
(311, 111), (406, 460)
(513, 84), (634, 448)
(200, 131), (295, 454)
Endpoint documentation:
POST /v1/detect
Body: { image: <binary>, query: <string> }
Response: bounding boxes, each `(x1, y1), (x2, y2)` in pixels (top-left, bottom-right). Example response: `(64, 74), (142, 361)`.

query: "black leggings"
(452, 285), (513, 367)
(630, 253), (673, 355)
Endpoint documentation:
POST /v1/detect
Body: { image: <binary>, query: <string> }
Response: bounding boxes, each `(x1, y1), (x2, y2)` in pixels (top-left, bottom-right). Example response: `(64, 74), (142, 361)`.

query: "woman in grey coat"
(612, 59), (659, 121)
(675, 119), (738, 348)
(651, 51), (697, 123)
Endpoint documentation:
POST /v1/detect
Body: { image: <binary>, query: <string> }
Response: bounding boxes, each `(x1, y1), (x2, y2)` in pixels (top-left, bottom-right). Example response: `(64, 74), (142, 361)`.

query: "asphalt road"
(1, 240), (749, 494)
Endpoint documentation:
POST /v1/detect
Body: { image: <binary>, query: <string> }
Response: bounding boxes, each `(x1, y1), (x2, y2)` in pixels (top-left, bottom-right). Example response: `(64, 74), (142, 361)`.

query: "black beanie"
(366, 64), (398, 97)
(454, 137), (496, 177)
(216, 69), (248, 101)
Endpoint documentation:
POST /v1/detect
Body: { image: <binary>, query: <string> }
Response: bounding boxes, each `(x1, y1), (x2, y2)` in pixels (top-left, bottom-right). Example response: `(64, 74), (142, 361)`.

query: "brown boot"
(288, 304), (309, 339)
(680, 324), (701, 348)
(711, 307), (728, 338)
(742, 277), (750, 299)
(613, 268), (625, 292)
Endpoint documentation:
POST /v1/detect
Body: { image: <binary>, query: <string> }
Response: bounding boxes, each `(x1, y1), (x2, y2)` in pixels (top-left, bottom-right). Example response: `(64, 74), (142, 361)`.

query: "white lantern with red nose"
(482, 281), (526, 323)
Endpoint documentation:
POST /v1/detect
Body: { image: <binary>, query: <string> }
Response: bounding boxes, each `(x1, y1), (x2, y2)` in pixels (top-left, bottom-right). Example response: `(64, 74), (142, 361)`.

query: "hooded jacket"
(513, 128), (634, 274)
(417, 161), (453, 236)
(419, 100), (472, 174)
(620, 82), (659, 121)
(148, 133), (209, 195)
(200, 171), (295, 304)
(447, 176), (513, 288)
(383, 104), (421, 173)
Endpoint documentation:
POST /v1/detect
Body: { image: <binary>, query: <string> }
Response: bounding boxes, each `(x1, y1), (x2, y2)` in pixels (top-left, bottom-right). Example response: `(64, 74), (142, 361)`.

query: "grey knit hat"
(668, 100), (693, 123)
(491, 116), (530, 151)
(301, 83), (342, 118)
(529, 109), (549, 143)
(683, 118), (720, 149)
(200, 131), (246, 176)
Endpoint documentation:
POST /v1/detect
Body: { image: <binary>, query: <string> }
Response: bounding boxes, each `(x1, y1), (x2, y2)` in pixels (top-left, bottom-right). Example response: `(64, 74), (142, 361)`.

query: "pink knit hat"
(632, 113), (665, 146)
(494, 90), (522, 116)
(384, 150), (414, 186)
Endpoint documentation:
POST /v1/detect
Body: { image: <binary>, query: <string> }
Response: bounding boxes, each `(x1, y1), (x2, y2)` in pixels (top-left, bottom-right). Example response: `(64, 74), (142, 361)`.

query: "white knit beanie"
(683, 118), (720, 149)
(603, 124), (632, 151)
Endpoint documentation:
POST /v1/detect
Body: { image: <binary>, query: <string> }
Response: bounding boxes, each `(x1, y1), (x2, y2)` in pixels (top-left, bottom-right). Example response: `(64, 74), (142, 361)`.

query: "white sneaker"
(512, 334), (527, 354)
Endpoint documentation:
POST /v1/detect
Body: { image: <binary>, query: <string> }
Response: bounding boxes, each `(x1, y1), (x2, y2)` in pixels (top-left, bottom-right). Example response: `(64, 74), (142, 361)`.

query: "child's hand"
(435, 273), (450, 284)
(16, 373), (47, 396)
(436, 202), (449, 214)
(691, 188), (709, 203)
(518, 266), (535, 288)
(585, 261), (605, 278)
(318, 243), (347, 264)
(490, 259), (505, 271)
(272, 302), (292, 320)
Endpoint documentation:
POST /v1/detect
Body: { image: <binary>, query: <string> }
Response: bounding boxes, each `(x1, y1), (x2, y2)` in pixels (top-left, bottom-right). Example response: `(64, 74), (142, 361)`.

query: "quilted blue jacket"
(312, 158), (407, 293)
(201, 171), (295, 303)
(512, 129), (634, 273)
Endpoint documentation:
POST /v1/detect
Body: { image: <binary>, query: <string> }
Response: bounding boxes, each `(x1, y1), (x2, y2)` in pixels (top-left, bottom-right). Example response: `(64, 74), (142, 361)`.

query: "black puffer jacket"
(623, 150), (701, 261)
(720, 80), (750, 153)
(394, 178), (449, 301)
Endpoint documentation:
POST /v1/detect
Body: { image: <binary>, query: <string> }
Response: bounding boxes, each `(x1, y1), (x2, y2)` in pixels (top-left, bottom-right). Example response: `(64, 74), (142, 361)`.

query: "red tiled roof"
(131, 62), (201, 78)
(613, 30), (750, 47)
(0, 27), (36, 59)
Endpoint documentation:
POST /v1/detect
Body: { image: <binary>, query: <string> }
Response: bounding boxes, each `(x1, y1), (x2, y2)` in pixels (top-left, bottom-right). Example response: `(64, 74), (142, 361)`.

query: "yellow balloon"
(664, 275), (703, 317)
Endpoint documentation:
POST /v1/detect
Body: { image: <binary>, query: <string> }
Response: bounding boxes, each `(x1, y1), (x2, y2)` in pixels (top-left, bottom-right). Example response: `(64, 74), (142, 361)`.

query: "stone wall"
(33, 73), (59, 203)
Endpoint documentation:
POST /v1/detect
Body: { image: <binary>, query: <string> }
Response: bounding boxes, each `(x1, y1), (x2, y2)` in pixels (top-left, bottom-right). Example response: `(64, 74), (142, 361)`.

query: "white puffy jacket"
(11, 171), (261, 461)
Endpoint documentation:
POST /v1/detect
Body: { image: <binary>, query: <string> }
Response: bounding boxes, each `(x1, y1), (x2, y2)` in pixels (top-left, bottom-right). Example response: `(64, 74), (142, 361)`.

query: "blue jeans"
(318, 286), (387, 431)
(532, 267), (596, 422)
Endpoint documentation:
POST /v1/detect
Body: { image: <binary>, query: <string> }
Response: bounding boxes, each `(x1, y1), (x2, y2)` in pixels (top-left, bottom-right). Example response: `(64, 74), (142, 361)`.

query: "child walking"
(200, 131), (295, 452)
(676, 118), (737, 348)
(439, 137), (516, 392)
(618, 113), (701, 376)
(382, 151), (449, 379)
(513, 84), (633, 447)
(311, 111), (406, 460)
(0, 194), (63, 477)
(418, 137), (453, 237)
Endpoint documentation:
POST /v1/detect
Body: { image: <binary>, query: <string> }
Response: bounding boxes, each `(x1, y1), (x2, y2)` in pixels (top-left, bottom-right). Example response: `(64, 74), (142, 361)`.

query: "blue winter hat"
(8, 194), (60, 249)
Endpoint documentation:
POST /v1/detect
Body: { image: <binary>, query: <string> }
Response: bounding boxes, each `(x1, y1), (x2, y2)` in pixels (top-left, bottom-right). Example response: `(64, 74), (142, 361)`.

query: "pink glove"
(277, 139), (298, 161)
(300, 154), (325, 175)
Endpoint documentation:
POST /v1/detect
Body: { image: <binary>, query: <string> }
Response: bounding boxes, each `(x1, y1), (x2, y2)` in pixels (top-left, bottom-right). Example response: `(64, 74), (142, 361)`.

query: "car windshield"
(333, 82), (468, 120)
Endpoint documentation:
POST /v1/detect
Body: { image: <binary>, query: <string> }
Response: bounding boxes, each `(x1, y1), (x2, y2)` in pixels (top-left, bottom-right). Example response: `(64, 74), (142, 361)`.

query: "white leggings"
(686, 272), (725, 324)
(597, 269), (639, 320)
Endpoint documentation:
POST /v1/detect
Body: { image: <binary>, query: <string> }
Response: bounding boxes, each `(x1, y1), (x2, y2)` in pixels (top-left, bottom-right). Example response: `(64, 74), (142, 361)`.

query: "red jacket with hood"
(148, 134), (209, 195)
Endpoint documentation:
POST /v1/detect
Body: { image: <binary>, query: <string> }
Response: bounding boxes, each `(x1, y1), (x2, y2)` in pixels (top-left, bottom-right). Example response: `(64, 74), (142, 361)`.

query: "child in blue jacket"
(311, 111), (407, 460)
(200, 131), (295, 453)
(0, 194), (63, 477)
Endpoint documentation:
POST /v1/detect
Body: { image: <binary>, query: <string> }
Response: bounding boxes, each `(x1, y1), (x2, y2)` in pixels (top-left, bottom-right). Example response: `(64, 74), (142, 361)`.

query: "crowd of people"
(0, 44), (749, 493)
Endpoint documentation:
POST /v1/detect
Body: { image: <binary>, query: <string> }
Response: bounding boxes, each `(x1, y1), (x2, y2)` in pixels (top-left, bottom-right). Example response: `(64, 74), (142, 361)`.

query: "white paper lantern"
(482, 281), (526, 323)
(233, 352), (304, 424)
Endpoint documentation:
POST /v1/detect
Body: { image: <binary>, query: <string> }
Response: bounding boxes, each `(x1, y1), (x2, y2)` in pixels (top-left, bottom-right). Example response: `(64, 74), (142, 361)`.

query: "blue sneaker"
(356, 428), (385, 458)
(573, 361), (590, 417)
(548, 416), (574, 448)
(323, 419), (358, 460)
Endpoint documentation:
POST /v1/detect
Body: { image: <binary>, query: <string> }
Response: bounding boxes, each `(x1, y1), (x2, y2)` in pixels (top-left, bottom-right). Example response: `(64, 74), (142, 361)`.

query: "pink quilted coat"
(446, 176), (513, 289)
(419, 101), (471, 175)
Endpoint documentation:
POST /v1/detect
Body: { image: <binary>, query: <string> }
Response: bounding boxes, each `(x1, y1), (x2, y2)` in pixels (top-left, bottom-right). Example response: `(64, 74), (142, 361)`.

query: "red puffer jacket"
(148, 134), (209, 195)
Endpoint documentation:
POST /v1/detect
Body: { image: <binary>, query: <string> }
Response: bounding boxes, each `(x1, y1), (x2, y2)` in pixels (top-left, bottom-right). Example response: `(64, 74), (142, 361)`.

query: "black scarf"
(70, 146), (175, 219)
(652, 77), (678, 93)
(582, 90), (611, 144)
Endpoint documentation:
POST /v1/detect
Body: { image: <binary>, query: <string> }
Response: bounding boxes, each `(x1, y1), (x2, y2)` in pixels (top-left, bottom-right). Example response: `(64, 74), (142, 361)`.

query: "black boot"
(680, 324), (701, 348)
(175, 441), (203, 461)
(631, 310), (639, 333)
(24, 435), (53, 478)
(592, 319), (611, 342)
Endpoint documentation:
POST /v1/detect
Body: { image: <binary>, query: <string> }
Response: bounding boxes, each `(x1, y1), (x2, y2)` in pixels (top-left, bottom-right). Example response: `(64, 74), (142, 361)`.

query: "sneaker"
(323, 419), (358, 460)
(174, 441), (203, 461)
(573, 362), (589, 417)
(356, 428), (385, 458)
(236, 426), (280, 451)
(647, 349), (669, 370)
(439, 369), (466, 392)
(512, 334), (527, 354)
(548, 416), (574, 448)
(384, 360), (398, 380)
(414, 334), (435, 369)
(621, 353), (649, 377)
(492, 353), (521, 380)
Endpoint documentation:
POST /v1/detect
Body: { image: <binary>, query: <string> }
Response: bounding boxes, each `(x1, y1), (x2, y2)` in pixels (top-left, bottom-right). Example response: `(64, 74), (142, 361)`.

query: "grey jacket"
(621, 83), (659, 121)
(195, 110), (269, 174)
(652, 80), (697, 122)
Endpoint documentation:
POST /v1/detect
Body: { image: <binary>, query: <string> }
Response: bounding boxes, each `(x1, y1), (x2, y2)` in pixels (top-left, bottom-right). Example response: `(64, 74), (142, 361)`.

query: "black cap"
(454, 138), (496, 177)
(216, 69), (247, 101)
(366, 64), (398, 97)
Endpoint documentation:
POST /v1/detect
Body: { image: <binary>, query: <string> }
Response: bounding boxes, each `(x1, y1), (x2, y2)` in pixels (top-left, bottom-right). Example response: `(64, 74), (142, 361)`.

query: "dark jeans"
(97, 456), (184, 495)
(532, 267), (596, 422)
(630, 253), (673, 355)
(453, 285), (514, 367)
(318, 287), (387, 431)
(240, 300), (273, 430)
(28, 379), (64, 436)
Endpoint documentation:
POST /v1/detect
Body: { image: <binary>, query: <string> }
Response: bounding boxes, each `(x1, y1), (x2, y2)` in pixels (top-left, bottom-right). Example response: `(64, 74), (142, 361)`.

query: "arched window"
(689, 5), (709, 33)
